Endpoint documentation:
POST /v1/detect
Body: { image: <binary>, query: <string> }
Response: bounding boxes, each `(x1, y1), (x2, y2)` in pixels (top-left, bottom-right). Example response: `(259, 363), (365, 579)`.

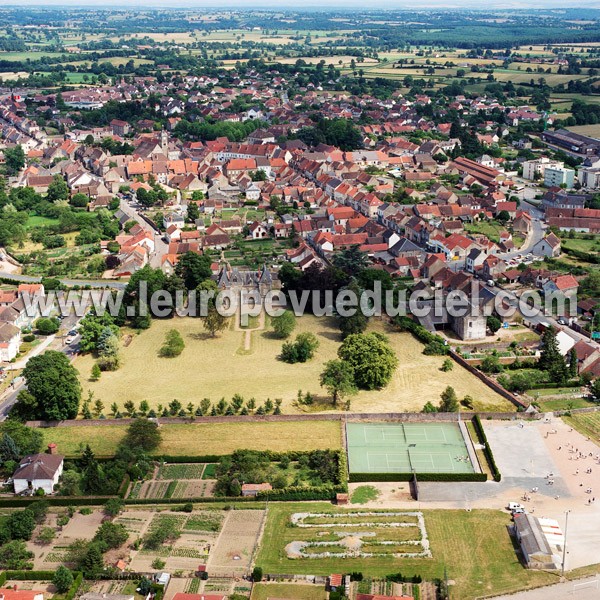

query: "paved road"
(0, 312), (82, 420)
(0, 270), (126, 290)
(119, 199), (168, 268)
(492, 576), (600, 599)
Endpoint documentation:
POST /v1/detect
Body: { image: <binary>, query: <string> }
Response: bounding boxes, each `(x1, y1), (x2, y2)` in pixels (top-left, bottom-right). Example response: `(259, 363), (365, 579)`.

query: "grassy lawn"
(39, 420), (342, 458)
(255, 503), (557, 599)
(561, 237), (600, 254)
(25, 215), (60, 229)
(73, 316), (512, 414)
(465, 220), (507, 243)
(350, 485), (380, 504)
(563, 412), (600, 443)
(251, 584), (326, 600)
(536, 398), (596, 411)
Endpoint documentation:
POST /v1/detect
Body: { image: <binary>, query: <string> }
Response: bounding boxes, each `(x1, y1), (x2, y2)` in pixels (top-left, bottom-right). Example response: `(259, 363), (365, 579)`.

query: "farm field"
(251, 584), (327, 600)
(563, 412), (600, 443)
(255, 503), (558, 599)
(73, 315), (512, 414)
(38, 420), (342, 457)
(565, 124), (600, 139)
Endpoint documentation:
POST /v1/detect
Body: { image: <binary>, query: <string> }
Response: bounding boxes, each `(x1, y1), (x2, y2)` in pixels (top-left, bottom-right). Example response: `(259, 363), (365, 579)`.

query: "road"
(0, 311), (82, 420)
(492, 576), (600, 600)
(118, 198), (168, 268)
(0, 270), (126, 290)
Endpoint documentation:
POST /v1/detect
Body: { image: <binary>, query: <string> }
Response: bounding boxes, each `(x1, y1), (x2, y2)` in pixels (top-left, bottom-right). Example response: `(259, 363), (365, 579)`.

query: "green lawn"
(465, 220), (507, 244)
(25, 215), (60, 229)
(561, 236), (600, 254)
(255, 503), (557, 599)
(536, 398), (596, 411)
(350, 485), (380, 504)
(39, 420), (342, 458)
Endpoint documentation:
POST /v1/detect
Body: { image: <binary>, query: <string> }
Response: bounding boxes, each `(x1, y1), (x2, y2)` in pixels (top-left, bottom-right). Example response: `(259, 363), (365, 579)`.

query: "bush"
(394, 316), (449, 355)
(22, 334), (36, 343)
(252, 566), (263, 582)
(280, 332), (319, 363)
(159, 329), (185, 358)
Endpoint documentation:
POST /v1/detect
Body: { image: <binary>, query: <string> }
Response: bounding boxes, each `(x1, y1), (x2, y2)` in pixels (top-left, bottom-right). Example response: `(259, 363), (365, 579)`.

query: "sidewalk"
(6, 334), (56, 370)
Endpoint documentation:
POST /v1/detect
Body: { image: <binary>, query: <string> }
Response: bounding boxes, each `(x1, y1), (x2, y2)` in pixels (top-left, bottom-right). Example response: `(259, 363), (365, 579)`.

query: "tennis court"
(346, 422), (475, 474)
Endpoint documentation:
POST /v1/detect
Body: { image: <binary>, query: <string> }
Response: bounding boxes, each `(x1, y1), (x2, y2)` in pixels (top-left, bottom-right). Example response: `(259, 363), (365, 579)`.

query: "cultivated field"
(255, 503), (557, 599)
(39, 420), (342, 457)
(563, 412), (600, 444)
(73, 316), (512, 414)
(251, 584), (327, 600)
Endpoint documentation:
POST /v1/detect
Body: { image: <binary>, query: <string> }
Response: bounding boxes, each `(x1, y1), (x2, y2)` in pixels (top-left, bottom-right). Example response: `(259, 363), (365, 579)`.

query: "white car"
(65, 336), (75, 344)
(508, 502), (524, 511)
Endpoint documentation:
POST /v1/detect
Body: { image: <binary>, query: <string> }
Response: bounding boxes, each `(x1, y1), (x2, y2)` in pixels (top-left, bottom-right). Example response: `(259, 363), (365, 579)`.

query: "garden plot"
(285, 512), (430, 559)
(128, 463), (217, 499)
(208, 510), (265, 575)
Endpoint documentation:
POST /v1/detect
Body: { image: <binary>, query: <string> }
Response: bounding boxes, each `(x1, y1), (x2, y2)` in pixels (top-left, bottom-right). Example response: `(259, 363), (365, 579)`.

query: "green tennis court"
(346, 422), (475, 474)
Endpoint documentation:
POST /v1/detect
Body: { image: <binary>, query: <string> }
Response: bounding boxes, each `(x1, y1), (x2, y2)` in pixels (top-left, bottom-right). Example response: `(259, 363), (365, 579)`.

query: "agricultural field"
(73, 315), (512, 414)
(255, 503), (558, 599)
(128, 463), (217, 500)
(251, 584), (327, 600)
(563, 412), (600, 443)
(39, 420), (342, 457)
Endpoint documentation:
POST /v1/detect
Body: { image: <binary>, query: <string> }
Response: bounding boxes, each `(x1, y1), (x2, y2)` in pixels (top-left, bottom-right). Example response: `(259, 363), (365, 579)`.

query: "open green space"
(38, 420), (342, 457)
(255, 503), (557, 599)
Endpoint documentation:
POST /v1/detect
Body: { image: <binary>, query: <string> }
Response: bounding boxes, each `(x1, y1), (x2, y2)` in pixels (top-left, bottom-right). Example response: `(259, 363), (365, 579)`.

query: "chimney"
(47, 443), (57, 455)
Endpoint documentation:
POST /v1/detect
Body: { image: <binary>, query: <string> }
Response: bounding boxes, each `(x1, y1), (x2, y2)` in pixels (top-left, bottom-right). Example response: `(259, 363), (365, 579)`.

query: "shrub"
(252, 566), (263, 582)
(159, 329), (185, 358)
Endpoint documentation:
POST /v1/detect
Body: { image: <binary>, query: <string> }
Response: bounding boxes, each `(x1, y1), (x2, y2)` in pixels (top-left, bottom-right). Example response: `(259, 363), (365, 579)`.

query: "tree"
(47, 175), (69, 203)
(4, 145), (25, 174)
(159, 329), (185, 357)
(60, 470), (81, 496)
(539, 327), (568, 383)
(37, 526), (55, 545)
(81, 543), (104, 577)
(439, 386), (459, 412)
(104, 498), (123, 517)
(480, 354), (503, 374)
(339, 311), (368, 339)
(35, 317), (60, 335)
(281, 332), (320, 364)
(203, 300), (228, 337)
(93, 521), (128, 550)
(7, 509), (36, 540)
(91, 364), (101, 381)
(0, 421), (42, 458)
(124, 418), (162, 452)
(497, 210), (510, 223)
(0, 540), (34, 569)
(271, 310), (296, 339)
(487, 315), (502, 334)
(568, 347), (578, 378)
(53, 566), (74, 594)
(320, 360), (357, 406)
(175, 251), (212, 290)
(337, 333), (398, 390)
(18, 351), (81, 420)
(590, 378), (600, 399)
(441, 358), (454, 372)
(252, 566), (263, 582)
(422, 401), (438, 413)
(187, 202), (200, 223)
(333, 245), (369, 277)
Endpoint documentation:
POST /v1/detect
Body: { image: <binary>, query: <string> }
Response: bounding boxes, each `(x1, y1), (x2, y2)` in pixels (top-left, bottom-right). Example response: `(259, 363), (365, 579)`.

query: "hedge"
(0, 495), (116, 508)
(561, 245), (600, 265)
(349, 472), (487, 483)
(393, 316), (449, 355)
(256, 484), (345, 501)
(472, 415), (502, 482)
(63, 571), (84, 600)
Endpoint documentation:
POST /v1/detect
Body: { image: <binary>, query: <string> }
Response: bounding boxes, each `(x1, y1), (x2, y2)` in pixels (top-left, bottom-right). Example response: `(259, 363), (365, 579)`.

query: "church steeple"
(161, 128), (168, 157)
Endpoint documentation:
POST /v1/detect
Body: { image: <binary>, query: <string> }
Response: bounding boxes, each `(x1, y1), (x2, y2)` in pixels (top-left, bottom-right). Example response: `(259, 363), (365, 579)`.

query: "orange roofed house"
(0, 588), (44, 600)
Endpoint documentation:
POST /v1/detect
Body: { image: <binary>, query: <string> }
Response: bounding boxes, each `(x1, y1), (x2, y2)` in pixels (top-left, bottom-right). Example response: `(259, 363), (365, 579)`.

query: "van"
(487, 280), (495, 287)
(508, 502), (524, 511)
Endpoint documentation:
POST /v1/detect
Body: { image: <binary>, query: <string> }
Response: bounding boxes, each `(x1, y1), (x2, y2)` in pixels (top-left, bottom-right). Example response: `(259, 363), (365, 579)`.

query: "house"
(163, 213), (186, 230)
(532, 233), (561, 258)
(13, 450), (64, 495)
(542, 274), (579, 297)
(0, 588), (45, 600)
(0, 322), (21, 362)
(241, 483), (272, 497)
(248, 221), (269, 239)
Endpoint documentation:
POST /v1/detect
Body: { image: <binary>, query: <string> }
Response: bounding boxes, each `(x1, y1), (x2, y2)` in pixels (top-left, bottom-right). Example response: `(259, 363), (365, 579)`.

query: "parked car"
(508, 502), (524, 511)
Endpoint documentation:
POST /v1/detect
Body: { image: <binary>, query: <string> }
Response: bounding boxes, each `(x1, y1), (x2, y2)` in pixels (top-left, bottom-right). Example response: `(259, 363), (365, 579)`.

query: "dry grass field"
(73, 316), (512, 414)
(39, 420), (342, 457)
(566, 124), (600, 139)
(251, 584), (327, 600)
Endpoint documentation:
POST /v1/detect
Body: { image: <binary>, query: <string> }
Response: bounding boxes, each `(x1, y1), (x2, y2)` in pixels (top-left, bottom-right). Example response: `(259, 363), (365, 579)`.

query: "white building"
(13, 452), (64, 495)
(0, 322), (21, 362)
(522, 157), (563, 181)
(544, 166), (575, 188)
